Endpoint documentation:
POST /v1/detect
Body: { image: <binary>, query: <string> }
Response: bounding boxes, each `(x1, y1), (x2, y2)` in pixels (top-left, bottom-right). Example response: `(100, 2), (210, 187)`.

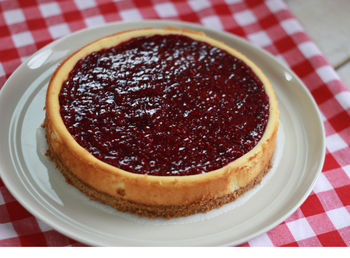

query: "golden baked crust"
(45, 28), (279, 217)
(46, 137), (272, 218)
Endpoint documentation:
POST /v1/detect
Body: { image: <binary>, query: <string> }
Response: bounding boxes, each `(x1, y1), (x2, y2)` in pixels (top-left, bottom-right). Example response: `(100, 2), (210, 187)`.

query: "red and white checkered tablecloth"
(0, 0), (349, 247)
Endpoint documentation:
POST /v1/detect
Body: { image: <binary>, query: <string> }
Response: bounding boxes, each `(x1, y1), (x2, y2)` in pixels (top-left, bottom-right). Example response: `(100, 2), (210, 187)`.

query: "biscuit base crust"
(47, 140), (272, 218)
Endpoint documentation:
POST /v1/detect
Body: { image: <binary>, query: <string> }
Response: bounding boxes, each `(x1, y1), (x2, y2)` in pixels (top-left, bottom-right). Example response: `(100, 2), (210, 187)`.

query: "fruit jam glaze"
(59, 34), (270, 176)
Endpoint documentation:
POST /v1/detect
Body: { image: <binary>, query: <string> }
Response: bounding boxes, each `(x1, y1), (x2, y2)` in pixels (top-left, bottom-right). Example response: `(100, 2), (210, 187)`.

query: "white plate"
(0, 20), (325, 246)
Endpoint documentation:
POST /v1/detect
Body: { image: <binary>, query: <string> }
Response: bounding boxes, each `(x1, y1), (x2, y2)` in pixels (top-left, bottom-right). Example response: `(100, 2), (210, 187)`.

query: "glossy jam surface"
(59, 34), (269, 176)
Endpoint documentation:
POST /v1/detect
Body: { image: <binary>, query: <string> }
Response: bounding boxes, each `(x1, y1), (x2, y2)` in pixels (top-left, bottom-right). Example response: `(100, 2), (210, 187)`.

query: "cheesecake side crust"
(46, 129), (272, 218)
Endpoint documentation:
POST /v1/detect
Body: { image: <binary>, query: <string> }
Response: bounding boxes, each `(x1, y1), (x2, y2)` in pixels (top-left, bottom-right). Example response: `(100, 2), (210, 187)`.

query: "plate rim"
(0, 20), (326, 246)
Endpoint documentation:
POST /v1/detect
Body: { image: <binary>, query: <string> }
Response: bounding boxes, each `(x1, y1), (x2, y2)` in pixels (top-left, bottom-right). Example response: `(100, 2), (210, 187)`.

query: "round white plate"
(0, 20), (325, 246)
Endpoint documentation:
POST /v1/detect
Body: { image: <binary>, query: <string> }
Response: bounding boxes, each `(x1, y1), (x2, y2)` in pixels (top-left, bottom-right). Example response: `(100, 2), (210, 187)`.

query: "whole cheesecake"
(45, 27), (278, 218)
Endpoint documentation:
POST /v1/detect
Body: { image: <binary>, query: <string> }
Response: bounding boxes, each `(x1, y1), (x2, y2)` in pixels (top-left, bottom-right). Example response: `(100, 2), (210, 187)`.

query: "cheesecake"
(45, 28), (279, 218)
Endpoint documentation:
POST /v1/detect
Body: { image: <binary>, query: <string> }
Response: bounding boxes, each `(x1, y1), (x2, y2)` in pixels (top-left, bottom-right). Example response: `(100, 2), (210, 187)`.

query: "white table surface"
(286, 0), (350, 89)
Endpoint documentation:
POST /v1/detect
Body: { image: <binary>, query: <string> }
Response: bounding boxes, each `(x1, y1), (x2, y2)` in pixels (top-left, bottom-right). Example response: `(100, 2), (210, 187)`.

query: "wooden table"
(286, 0), (350, 89)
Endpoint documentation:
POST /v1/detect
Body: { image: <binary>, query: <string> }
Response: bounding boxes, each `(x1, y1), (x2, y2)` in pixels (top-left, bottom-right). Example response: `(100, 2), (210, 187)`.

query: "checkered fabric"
(0, 0), (349, 247)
